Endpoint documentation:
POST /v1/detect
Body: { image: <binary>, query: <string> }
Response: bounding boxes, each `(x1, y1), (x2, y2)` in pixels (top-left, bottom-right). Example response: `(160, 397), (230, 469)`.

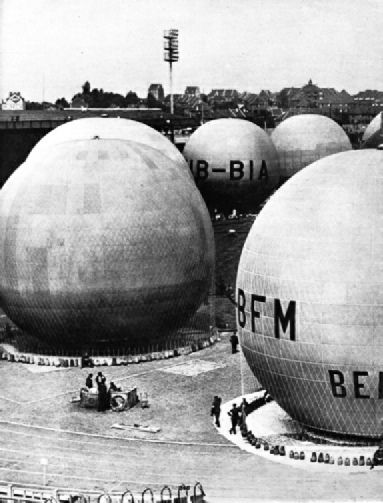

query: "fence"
(0, 482), (206, 503)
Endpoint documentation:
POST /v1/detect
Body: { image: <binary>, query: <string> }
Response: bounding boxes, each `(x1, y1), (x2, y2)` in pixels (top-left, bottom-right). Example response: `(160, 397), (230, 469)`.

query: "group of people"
(211, 395), (249, 434)
(228, 398), (249, 434)
(85, 372), (121, 412)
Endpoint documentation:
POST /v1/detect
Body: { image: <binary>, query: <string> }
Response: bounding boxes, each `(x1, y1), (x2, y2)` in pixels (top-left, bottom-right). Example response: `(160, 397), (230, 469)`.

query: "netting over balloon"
(183, 118), (280, 214)
(237, 149), (383, 438)
(271, 114), (352, 180)
(27, 117), (189, 170)
(0, 138), (215, 353)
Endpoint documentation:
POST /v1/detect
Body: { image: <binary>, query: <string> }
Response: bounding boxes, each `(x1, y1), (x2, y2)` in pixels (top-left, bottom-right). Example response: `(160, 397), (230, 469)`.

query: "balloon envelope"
(237, 149), (383, 438)
(0, 137), (214, 348)
(183, 118), (280, 213)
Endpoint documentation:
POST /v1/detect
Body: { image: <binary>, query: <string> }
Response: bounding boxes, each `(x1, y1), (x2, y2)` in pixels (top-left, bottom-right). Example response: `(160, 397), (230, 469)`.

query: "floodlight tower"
(164, 29), (179, 115)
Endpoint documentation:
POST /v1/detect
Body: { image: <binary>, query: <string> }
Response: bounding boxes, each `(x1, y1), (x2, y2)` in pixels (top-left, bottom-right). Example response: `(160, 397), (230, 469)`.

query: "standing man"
(211, 396), (222, 427)
(98, 381), (108, 412)
(85, 373), (93, 389)
(228, 403), (240, 434)
(96, 371), (106, 388)
(96, 372), (107, 412)
(239, 398), (249, 434)
(230, 333), (239, 354)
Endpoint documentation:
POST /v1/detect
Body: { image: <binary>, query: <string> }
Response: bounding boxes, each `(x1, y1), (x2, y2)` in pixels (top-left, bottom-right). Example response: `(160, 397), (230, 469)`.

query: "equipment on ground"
(78, 386), (138, 412)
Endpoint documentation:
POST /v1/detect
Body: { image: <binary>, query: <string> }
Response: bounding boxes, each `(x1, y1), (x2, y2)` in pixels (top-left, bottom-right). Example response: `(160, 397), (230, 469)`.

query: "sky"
(1, 0), (382, 103)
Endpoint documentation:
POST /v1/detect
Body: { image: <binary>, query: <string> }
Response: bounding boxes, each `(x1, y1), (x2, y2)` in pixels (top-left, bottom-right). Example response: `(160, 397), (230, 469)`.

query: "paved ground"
(1, 335), (383, 502)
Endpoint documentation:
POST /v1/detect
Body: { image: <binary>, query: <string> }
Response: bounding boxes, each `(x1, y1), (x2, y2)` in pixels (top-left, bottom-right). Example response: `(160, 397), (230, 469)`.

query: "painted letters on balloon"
(328, 370), (383, 400)
(237, 288), (382, 401)
(236, 288), (296, 341)
(188, 160), (269, 181)
(237, 288), (383, 401)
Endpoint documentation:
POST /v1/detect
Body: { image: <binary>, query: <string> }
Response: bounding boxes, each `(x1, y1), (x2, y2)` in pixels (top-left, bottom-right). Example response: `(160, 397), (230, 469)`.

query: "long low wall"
(0, 332), (219, 368)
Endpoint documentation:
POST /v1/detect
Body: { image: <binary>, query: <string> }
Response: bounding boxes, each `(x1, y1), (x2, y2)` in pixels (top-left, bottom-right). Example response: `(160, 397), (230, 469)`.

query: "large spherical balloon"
(28, 117), (189, 170)
(0, 137), (214, 348)
(362, 113), (383, 143)
(183, 119), (280, 213)
(271, 114), (352, 180)
(236, 149), (383, 438)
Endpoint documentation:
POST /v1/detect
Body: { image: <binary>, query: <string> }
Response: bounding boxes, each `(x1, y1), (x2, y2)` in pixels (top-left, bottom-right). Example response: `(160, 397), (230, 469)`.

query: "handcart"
(78, 386), (138, 412)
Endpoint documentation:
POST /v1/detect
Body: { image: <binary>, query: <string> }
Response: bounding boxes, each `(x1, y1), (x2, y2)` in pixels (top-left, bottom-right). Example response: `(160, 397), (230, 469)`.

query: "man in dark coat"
(96, 371), (106, 388)
(228, 403), (240, 434)
(239, 397), (249, 426)
(96, 372), (107, 412)
(85, 373), (93, 389)
(97, 381), (108, 412)
(230, 333), (239, 354)
(211, 395), (222, 427)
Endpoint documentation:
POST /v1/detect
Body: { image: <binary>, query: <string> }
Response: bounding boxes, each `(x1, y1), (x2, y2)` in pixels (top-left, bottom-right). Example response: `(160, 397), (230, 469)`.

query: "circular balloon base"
(1, 300), (216, 356)
(217, 391), (382, 473)
(0, 330), (219, 367)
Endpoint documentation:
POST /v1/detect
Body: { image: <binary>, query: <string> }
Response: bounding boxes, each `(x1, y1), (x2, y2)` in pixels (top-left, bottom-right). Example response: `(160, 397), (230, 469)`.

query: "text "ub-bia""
(189, 160), (269, 181)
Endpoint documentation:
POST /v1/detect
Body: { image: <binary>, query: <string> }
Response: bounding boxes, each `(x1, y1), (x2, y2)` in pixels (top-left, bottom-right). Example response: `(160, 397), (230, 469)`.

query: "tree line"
(26, 81), (163, 110)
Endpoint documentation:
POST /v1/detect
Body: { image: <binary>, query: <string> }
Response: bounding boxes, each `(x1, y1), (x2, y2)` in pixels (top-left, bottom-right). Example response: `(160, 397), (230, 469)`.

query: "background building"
(148, 84), (165, 101)
(2, 92), (26, 110)
(185, 86), (201, 97)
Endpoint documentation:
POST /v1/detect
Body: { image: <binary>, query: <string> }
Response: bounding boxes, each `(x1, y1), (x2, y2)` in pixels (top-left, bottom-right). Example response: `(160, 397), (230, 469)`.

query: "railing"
(0, 481), (206, 503)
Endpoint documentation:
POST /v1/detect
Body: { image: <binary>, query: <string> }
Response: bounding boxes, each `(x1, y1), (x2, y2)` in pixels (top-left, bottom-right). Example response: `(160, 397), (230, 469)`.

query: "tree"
(147, 92), (159, 108)
(89, 88), (101, 107)
(55, 97), (69, 109)
(70, 83), (145, 109)
(82, 81), (91, 95)
(25, 101), (44, 110)
(126, 91), (139, 106)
